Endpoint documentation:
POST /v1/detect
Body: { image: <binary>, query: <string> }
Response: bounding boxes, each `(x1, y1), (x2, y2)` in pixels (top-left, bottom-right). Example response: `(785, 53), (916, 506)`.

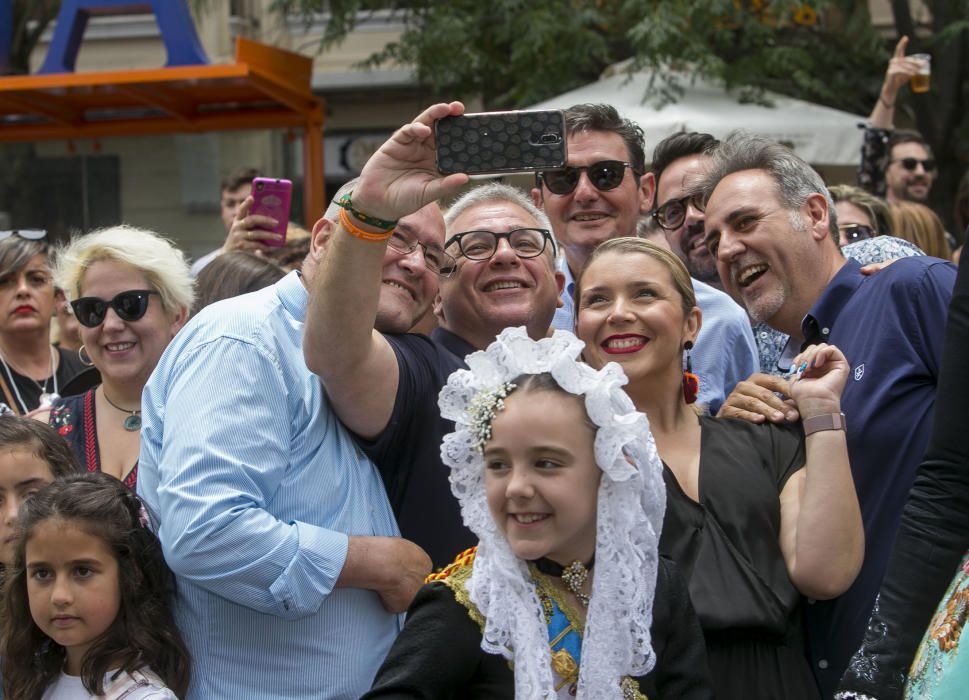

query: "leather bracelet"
(802, 412), (847, 437)
(336, 191), (398, 231)
(338, 207), (394, 242)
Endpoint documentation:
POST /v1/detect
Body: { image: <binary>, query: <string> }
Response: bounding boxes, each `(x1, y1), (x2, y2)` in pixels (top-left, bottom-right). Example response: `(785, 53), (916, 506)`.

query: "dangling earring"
(78, 345), (94, 367)
(682, 341), (699, 404)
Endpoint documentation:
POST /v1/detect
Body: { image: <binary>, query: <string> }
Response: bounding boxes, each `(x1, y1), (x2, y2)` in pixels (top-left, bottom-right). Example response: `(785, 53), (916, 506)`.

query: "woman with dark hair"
(0, 231), (86, 415)
(193, 250), (285, 314)
(574, 238), (864, 699)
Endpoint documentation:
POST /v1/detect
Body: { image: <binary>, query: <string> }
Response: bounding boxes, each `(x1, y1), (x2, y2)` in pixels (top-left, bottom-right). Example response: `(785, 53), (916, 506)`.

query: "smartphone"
(249, 177), (292, 248)
(436, 110), (567, 175)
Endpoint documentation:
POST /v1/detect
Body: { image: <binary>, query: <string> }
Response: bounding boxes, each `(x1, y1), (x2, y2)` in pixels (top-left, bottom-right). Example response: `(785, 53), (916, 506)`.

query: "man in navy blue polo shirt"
(699, 133), (956, 698)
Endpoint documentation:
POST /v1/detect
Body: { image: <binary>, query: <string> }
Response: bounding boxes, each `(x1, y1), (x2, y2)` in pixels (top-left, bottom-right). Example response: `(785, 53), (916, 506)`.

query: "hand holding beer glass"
(909, 53), (931, 93)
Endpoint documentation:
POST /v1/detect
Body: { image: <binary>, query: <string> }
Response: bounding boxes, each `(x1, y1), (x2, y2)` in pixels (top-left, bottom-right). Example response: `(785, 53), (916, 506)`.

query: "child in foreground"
(2, 472), (191, 699)
(364, 327), (712, 699)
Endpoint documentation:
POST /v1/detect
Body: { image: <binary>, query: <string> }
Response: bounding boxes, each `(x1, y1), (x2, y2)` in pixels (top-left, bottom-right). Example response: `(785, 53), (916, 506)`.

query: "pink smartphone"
(250, 177), (292, 248)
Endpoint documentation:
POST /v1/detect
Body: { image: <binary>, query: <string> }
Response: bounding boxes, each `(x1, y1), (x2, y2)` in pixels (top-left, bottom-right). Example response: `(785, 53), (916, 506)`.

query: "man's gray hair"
(696, 132), (839, 244)
(443, 182), (558, 257)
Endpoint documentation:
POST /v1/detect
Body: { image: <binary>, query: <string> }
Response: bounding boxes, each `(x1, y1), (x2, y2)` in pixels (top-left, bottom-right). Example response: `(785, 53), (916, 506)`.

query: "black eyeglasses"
(538, 160), (639, 196)
(443, 228), (553, 272)
(0, 229), (46, 241)
(839, 223), (875, 243)
(651, 194), (705, 231)
(387, 230), (456, 277)
(890, 157), (936, 172)
(70, 290), (159, 328)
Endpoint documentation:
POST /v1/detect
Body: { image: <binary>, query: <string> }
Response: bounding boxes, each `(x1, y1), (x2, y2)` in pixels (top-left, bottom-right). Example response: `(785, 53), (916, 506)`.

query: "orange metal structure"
(0, 37), (326, 228)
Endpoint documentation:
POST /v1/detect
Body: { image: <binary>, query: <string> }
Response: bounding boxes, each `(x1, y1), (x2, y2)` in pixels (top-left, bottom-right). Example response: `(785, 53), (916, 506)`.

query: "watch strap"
(802, 412), (847, 437)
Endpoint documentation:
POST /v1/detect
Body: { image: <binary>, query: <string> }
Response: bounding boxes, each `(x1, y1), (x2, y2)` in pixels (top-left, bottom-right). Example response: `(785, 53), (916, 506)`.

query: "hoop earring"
(682, 341), (699, 405)
(78, 345), (94, 367)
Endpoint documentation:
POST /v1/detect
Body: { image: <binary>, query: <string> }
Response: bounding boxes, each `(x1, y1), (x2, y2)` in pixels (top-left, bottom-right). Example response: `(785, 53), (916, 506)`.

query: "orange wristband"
(339, 207), (394, 242)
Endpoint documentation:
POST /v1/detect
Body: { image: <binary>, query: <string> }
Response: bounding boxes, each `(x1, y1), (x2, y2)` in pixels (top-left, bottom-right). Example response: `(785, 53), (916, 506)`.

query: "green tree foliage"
(277, 0), (968, 231)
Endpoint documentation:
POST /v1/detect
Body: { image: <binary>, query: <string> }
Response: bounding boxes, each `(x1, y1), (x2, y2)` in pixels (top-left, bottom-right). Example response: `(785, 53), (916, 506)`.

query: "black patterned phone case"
(435, 110), (567, 175)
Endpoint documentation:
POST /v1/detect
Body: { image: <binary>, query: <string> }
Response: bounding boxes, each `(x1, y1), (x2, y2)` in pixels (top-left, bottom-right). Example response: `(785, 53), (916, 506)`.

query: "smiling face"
(703, 169), (827, 333)
(576, 250), (699, 388)
(375, 203), (446, 334)
(656, 154), (719, 286)
(26, 520), (122, 675)
(437, 201), (563, 350)
(0, 447), (55, 567)
(886, 141), (934, 204)
(77, 260), (185, 390)
(484, 388), (600, 565)
(0, 253), (55, 337)
(536, 130), (653, 273)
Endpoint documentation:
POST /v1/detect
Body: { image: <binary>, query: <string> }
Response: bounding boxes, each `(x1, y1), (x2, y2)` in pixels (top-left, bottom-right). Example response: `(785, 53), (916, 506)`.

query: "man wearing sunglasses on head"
(532, 109), (757, 413)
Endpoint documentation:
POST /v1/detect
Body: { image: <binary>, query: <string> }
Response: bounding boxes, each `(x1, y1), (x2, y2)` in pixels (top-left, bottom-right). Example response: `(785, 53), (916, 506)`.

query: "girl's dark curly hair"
(1, 473), (191, 699)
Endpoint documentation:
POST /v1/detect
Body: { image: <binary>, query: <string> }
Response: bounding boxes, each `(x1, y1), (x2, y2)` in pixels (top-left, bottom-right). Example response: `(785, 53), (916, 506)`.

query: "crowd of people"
(0, 38), (964, 700)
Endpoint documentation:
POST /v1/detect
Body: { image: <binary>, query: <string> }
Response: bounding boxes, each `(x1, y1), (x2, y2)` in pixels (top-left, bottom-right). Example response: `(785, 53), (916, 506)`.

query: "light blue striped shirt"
(138, 272), (402, 700)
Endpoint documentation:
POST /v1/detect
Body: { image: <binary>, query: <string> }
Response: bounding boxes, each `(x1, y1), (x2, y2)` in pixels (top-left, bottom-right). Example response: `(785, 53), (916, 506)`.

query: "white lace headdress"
(439, 327), (667, 699)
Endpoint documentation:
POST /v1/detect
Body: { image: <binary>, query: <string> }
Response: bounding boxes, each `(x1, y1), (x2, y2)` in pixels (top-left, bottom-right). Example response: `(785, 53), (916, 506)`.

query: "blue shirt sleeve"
(145, 336), (349, 620)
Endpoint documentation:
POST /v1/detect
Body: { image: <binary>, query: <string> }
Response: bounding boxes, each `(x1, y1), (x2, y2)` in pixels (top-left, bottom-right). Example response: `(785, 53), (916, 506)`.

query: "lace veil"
(438, 327), (666, 699)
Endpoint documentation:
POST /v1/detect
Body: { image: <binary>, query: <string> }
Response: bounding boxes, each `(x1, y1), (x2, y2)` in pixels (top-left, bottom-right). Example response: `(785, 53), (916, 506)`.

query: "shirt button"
(759, 331), (769, 339)
(821, 327), (830, 336)
(283, 601), (290, 611)
(818, 659), (829, 669)
(807, 598), (817, 605)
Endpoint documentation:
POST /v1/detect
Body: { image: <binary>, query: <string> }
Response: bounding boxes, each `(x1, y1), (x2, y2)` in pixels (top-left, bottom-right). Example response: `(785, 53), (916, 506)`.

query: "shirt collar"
(557, 256), (576, 296)
(432, 326), (478, 360)
(276, 270), (308, 318)
(800, 259), (865, 348)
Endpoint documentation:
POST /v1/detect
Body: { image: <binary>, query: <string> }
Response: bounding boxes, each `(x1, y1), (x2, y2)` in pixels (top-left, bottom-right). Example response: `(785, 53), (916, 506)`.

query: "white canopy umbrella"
(529, 67), (866, 166)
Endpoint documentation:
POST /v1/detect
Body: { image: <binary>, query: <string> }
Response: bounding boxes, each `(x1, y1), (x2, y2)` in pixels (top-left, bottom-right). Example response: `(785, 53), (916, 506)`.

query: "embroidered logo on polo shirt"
(854, 364), (865, 381)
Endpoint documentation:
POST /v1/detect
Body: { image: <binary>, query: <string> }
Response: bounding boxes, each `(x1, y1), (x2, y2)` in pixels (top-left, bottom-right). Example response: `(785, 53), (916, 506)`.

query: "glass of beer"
(910, 54), (931, 93)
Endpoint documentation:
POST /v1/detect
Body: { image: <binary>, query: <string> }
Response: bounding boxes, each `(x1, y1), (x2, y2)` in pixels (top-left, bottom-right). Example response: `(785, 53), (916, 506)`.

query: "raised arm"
(868, 36), (922, 130)
(778, 343), (864, 600)
(303, 102), (468, 439)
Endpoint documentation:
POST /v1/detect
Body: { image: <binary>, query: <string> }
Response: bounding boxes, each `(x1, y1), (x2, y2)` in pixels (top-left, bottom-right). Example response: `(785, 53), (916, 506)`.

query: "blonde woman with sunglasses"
(34, 226), (193, 489)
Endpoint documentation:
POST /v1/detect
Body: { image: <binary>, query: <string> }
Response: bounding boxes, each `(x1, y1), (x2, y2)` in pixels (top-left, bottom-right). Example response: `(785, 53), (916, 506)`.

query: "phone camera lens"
(256, 182), (264, 191)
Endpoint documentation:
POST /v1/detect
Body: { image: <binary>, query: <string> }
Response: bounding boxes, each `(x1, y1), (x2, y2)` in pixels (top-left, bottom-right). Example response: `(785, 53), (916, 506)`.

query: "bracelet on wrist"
(339, 207), (394, 242)
(802, 412), (847, 437)
(337, 191), (398, 231)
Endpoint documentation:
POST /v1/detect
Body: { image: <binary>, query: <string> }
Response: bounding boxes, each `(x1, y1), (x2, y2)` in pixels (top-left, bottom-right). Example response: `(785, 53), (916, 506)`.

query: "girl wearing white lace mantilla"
(363, 327), (713, 700)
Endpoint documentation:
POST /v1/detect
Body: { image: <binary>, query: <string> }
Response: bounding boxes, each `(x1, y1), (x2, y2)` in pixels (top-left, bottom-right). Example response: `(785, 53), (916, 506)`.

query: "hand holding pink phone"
(249, 177), (293, 248)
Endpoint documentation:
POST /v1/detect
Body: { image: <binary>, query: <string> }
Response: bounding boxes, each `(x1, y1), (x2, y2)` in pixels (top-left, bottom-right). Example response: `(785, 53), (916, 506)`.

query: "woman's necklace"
(102, 390), (141, 431)
(534, 555), (595, 607)
(0, 344), (59, 412)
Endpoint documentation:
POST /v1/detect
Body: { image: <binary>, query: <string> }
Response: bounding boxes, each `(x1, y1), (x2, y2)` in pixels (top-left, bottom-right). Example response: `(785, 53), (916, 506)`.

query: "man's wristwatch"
(802, 412), (847, 436)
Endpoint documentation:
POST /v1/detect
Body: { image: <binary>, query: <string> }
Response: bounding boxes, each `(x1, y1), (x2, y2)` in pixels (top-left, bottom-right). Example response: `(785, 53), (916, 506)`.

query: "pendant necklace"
(534, 555), (595, 607)
(36, 346), (60, 409)
(102, 390), (141, 431)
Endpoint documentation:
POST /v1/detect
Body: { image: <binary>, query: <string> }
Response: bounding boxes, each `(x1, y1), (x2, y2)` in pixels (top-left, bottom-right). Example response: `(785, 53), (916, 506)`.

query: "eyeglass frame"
(535, 160), (641, 196)
(443, 228), (556, 272)
(650, 193), (706, 231)
(385, 229), (456, 277)
(70, 290), (160, 328)
(889, 157), (937, 172)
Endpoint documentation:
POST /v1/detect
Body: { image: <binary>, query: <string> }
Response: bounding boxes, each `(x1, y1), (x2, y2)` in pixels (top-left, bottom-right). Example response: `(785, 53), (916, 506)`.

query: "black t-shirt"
(0, 346), (88, 415)
(359, 327), (477, 569)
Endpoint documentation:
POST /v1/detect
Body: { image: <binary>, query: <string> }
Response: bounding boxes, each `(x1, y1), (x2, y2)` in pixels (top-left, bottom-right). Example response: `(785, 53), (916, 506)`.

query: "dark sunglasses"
(0, 229), (46, 241)
(839, 223), (875, 243)
(70, 290), (159, 328)
(538, 160), (639, 196)
(651, 194), (705, 231)
(891, 157), (936, 172)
